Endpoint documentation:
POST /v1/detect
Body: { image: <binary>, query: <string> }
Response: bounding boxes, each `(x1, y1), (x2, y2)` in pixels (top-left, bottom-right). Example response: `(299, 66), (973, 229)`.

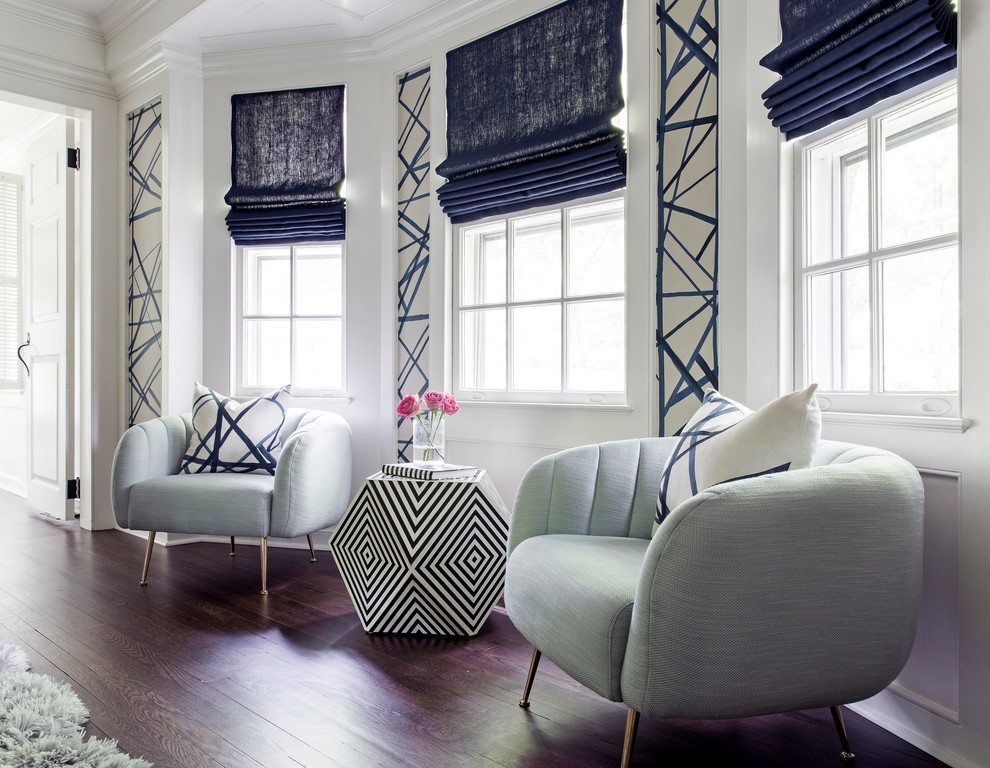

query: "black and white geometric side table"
(328, 469), (510, 636)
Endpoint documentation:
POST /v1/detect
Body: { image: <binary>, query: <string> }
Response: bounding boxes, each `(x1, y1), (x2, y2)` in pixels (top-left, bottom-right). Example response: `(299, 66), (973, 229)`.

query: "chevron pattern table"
(329, 469), (509, 636)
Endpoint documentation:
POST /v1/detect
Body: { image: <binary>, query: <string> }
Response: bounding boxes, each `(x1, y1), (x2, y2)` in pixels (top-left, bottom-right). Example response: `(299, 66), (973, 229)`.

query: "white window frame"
(792, 76), (959, 420)
(451, 191), (627, 406)
(233, 242), (346, 399)
(0, 173), (22, 391)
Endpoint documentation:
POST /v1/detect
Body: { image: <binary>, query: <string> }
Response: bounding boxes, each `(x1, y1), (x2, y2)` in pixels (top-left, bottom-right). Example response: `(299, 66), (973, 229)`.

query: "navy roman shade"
(436, 0), (626, 224)
(760, 0), (958, 140)
(225, 85), (345, 245)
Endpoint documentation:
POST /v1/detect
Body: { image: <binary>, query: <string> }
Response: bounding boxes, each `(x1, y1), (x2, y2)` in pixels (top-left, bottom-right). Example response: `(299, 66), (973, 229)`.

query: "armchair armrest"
(620, 453), (924, 719)
(508, 437), (675, 554)
(110, 414), (192, 527)
(270, 411), (352, 539)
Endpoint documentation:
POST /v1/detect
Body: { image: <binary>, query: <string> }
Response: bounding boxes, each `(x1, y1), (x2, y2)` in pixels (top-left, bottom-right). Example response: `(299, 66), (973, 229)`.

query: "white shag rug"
(0, 642), (153, 767)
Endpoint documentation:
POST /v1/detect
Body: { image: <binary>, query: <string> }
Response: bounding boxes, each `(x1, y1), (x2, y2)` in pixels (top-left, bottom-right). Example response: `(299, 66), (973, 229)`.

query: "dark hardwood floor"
(0, 490), (950, 768)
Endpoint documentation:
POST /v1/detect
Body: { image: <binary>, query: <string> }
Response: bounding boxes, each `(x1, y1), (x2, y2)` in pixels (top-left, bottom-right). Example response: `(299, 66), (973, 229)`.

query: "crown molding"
(100, 0), (157, 43)
(109, 41), (202, 98)
(0, 0), (103, 43)
(0, 42), (115, 99)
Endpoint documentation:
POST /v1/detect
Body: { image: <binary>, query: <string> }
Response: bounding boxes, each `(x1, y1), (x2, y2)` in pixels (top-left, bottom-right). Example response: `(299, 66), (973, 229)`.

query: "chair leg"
(139, 532), (157, 586)
(620, 708), (640, 768)
(260, 537), (268, 595)
(230, 536), (236, 556)
(830, 705), (856, 762)
(519, 647), (542, 708)
(307, 534), (317, 563)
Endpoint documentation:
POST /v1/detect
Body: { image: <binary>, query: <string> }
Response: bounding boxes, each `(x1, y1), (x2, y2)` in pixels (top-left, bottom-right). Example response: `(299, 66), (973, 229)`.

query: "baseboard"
(847, 701), (971, 768)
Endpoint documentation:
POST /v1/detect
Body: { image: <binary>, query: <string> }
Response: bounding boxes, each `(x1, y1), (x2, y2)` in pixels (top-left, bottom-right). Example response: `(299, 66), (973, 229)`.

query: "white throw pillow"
(654, 384), (821, 534)
(180, 383), (290, 475)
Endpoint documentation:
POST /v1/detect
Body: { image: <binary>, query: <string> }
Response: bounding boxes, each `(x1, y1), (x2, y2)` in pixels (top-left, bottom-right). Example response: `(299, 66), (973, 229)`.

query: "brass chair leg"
(260, 537), (268, 595)
(830, 705), (856, 762)
(620, 708), (640, 768)
(307, 534), (317, 563)
(230, 536), (236, 556)
(139, 532), (157, 586)
(519, 647), (542, 708)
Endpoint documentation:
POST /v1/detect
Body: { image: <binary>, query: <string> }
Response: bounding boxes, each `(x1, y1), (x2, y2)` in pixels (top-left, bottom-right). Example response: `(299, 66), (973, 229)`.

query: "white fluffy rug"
(0, 642), (153, 767)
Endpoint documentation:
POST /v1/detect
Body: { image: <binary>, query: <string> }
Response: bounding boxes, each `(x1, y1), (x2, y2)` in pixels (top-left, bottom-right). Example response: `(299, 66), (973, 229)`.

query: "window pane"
(881, 102), (958, 248)
(567, 299), (624, 392)
(568, 199), (624, 296)
(460, 223), (505, 306)
(294, 318), (342, 390)
(242, 319), (290, 388)
(296, 247), (342, 316)
(511, 304), (560, 390)
(808, 267), (870, 391)
(460, 308), (506, 389)
(512, 211), (561, 302)
(881, 247), (958, 392)
(244, 248), (290, 315)
(807, 125), (867, 264)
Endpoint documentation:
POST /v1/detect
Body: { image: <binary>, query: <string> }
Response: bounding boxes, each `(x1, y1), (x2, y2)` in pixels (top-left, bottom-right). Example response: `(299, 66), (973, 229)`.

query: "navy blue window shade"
(760, 0), (958, 140)
(225, 85), (345, 245)
(436, 0), (626, 224)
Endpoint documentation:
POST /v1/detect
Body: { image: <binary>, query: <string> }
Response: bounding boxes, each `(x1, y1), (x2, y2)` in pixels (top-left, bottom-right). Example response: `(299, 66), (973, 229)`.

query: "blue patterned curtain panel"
(656, 0), (719, 436)
(760, 0), (957, 138)
(395, 66), (432, 462)
(436, 0), (626, 223)
(127, 98), (163, 427)
(224, 84), (346, 244)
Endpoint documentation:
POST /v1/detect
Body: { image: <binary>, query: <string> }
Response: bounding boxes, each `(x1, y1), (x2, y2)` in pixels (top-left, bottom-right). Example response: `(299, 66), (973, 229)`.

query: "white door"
(24, 118), (75, 521)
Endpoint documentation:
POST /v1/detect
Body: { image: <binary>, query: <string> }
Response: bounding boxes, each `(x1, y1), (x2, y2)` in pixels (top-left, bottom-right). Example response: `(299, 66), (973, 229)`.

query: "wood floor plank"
(0, 492), (950, 768)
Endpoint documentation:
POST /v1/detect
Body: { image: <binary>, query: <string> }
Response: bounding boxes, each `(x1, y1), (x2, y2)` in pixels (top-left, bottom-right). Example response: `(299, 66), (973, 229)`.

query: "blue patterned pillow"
(654, 384), (821, 533)
(180, 383), (290, 474)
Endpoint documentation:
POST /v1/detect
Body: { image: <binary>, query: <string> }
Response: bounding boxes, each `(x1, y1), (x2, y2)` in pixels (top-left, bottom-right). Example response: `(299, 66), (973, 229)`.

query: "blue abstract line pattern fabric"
(225, 85), (346, 244)
(436, 0), (626, 223)
(760, 0), (958, 139)
(127, 98), (163, 427)
(656, 0), (719, 437)
(395, 67), (432, 462)
(180, 383), (289, 474)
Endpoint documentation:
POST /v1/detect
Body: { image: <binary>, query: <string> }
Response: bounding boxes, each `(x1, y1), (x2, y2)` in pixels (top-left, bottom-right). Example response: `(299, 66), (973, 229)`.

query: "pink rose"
(396, 394), (420, 418)
(422, 390), (445, 411)
(441, 393), (459, 415)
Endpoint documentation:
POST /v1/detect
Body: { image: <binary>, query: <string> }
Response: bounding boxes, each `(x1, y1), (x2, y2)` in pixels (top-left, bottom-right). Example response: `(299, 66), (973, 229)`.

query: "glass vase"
(412, 412), (445, 466)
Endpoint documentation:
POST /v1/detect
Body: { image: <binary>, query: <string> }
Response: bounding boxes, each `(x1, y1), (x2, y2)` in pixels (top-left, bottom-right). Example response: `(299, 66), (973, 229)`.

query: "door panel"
(24, 118), (74, 521)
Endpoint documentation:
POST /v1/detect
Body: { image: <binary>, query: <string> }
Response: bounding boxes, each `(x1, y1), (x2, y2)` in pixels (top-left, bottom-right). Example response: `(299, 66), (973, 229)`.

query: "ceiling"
(40, 0), (486, 55)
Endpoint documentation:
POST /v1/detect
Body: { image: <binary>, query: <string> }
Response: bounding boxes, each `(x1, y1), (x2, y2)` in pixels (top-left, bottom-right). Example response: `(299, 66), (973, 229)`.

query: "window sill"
(822, 411), (971, 433)
(455, 400), (634, 414)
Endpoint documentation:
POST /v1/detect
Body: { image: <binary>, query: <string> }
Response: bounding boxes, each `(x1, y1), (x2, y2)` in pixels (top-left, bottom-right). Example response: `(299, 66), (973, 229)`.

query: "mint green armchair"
(504, 437), (924, 767)
(111, 408), (352, 595)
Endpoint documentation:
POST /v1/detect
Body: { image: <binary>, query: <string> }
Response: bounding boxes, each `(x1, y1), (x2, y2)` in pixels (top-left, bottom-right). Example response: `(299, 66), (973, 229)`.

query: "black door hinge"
(67, 477), (81, 500)
(67, 147), (80, 170)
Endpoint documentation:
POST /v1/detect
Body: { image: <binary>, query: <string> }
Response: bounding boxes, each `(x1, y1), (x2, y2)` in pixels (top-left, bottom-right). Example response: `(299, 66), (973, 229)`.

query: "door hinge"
(67, 147), (80, 170)
(67, 477), (81, 500)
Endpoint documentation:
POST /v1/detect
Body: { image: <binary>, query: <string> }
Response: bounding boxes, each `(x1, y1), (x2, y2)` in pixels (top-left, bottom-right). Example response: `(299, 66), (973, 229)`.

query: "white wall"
(724, 2), (990, 767)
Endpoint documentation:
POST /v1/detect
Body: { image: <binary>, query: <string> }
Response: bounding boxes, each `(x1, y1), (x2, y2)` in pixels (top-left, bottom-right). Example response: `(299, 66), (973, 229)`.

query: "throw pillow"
(180, 383), (290, 475)
(654, 383), (821, 534)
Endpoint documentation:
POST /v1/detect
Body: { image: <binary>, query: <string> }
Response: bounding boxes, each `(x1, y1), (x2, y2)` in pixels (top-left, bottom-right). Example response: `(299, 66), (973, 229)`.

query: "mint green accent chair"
(111, 409), (352, 595)
(504, 437), (924, 767)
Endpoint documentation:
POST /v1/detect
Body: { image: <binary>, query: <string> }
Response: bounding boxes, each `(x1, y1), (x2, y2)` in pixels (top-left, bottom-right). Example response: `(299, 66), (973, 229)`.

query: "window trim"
(451, 190), (628, 406)
(233, 241), (346, 399)
(791, 75), (959, 420)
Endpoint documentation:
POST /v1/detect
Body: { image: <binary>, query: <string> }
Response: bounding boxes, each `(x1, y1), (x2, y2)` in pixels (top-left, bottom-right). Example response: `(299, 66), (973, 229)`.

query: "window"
(0, 173), (21, 390)
(453, 194), (625, 404)
(235, 243), (344, 397)
(794, 79), (958, 417)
